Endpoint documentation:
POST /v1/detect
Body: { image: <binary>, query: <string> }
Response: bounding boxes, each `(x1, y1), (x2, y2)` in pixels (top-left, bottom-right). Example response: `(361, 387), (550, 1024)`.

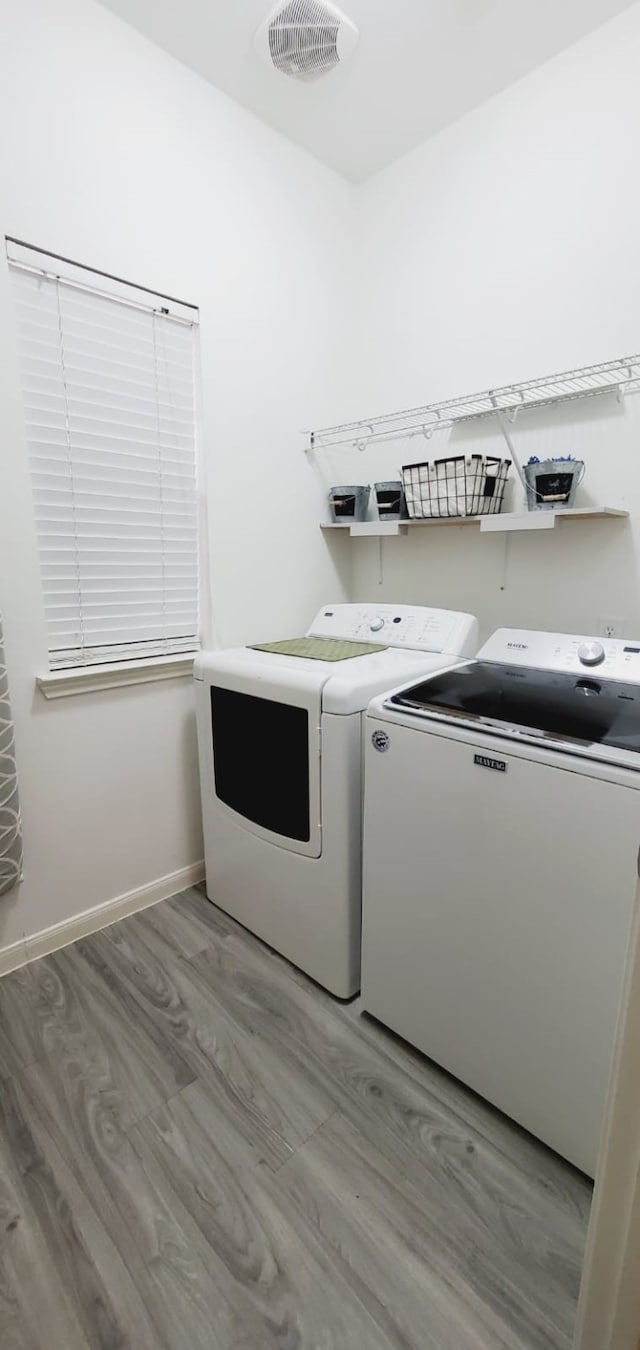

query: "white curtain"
(0, 615), (23, 897)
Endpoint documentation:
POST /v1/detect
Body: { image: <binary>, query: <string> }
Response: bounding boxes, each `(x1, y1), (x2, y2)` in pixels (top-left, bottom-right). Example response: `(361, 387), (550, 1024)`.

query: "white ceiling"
(98, 0), (635, 181)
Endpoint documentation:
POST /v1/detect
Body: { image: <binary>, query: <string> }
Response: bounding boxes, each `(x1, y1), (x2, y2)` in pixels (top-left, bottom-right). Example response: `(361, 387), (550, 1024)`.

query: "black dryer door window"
(210, 686), (311, 842)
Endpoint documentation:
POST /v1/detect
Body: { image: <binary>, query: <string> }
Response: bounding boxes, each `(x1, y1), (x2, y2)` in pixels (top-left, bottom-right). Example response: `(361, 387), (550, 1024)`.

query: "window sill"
(36, 653), (197, 700)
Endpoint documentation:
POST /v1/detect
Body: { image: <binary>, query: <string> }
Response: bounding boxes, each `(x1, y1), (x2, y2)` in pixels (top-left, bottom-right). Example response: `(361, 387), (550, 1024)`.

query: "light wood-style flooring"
(0, 886), (591, 1349)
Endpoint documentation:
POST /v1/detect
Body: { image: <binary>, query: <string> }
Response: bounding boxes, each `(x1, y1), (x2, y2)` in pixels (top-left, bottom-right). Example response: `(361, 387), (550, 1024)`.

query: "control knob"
(578, 641), (605, 667)
(369, 617), (385, 633)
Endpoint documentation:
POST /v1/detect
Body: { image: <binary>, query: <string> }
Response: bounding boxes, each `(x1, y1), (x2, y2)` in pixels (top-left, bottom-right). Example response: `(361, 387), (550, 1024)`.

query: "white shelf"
(334, 520), (407, 537)
(308, 354), (640, 450)
(479, 506), (629, 532)
(321, 507), (628, 538)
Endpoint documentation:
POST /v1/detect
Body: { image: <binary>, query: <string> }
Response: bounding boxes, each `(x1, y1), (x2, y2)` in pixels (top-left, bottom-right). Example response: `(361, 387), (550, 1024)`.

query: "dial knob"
(369, 617), (385, 633)
(578, 641), (605, 667)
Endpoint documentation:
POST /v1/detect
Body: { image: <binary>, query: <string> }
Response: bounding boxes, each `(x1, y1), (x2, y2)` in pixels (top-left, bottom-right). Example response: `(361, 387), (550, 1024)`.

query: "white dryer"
(194, 603), (478, 997)
(362, 627), (640, 1175)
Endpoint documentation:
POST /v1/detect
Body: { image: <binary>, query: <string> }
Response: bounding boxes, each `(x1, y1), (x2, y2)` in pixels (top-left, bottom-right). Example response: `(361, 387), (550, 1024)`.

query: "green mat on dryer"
(250, 637), (388, 662)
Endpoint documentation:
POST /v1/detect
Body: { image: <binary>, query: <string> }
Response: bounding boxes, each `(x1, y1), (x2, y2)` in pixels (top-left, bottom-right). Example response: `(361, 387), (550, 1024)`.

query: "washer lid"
(389, 660), (640, 756)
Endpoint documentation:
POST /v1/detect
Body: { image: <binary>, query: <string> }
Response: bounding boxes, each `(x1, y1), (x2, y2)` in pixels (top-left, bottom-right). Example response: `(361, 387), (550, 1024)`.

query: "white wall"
(0, 0), (357, 951)
(345, 2), (640, 643)
(5, 0), (640, 954)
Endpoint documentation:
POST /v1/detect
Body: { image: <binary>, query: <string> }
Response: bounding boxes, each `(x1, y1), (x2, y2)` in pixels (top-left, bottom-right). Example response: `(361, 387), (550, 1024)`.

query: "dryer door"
(198, 666), (322, 858)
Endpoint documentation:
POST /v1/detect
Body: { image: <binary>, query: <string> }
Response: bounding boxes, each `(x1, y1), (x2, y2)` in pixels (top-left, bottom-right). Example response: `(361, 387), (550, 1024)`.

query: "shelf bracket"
(495, 411), (526, 493)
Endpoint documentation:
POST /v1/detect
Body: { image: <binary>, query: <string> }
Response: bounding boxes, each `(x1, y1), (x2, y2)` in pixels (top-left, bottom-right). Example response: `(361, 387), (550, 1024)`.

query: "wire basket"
(401, 454), (511, 519)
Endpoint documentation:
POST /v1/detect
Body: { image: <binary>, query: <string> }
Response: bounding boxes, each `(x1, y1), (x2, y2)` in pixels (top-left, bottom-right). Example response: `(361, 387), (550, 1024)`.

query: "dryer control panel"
(308, 604), (477, 655)
(480, 627), (640, 683)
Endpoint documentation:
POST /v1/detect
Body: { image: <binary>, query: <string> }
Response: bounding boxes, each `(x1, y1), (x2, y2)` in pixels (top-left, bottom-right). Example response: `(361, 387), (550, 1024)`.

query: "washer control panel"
(308, 604), (477, 654)
(480, 628), (640, 683)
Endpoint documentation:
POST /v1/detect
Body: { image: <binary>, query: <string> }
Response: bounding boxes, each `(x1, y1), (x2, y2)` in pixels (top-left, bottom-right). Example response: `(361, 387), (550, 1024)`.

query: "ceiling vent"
(255, 0), (359, 83)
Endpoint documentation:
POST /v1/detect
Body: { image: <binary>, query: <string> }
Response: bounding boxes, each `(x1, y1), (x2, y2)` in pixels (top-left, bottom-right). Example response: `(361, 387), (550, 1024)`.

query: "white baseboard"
(0, 861), (205, 978)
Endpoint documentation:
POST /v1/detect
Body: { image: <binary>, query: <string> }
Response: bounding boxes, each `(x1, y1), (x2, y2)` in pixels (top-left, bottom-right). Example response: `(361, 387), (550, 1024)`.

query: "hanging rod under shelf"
(307, 354), (640, 451)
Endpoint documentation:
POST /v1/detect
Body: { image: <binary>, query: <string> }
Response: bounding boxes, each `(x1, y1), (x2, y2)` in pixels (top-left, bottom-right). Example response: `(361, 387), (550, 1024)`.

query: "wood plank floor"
(0, 886), (591, 1349)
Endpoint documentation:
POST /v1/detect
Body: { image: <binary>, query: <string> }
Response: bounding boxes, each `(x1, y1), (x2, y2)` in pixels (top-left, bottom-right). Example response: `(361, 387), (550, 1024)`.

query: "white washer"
(194, 603), (478, 998)
(362, 627), (640, 1175)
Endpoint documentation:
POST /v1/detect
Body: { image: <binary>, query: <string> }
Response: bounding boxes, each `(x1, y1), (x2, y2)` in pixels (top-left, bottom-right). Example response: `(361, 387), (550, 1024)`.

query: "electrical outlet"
(599, 617), (627, 640)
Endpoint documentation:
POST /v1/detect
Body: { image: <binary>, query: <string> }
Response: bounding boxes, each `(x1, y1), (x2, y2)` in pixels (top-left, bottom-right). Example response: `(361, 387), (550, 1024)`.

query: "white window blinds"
(8, 242), (200, 669)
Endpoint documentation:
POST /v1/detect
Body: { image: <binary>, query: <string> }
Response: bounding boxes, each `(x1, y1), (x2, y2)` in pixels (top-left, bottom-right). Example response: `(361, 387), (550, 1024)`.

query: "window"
(7, 240), (200, 669)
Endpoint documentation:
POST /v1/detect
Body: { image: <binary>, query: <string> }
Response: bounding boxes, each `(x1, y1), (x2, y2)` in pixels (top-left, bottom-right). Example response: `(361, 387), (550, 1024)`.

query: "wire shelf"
(308, 354), (640, 451)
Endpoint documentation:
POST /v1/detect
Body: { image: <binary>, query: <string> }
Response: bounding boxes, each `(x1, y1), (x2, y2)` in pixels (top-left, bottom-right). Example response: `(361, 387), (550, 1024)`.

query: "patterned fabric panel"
(0, 616), (23, 897)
